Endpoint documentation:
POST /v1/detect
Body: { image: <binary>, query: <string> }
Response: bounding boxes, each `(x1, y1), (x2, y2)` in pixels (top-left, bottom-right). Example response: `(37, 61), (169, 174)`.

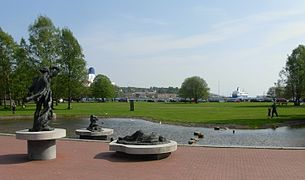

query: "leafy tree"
(281, 45), (305, 105)
(266, 80), (285, 99)
(179, 76), (209, 103)
(28, 15), (60, 68)
(56, 28), (87, 109)
(167, 86), (179, 94)
(0, 28), (17, 108)
(266, 87), (275, 98)
(27, 16), (61, 110)
(114, 85), (124, 98)
(0, 16), (89, 110)
(11, 38), (36, 105)
(90, 74), (115, 100)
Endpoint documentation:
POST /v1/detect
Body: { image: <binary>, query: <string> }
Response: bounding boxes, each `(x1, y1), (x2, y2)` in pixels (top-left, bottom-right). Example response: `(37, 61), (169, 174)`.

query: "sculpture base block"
(109, 140), (177, 160)
(28, 140), (56, 160)
(75, 128), (113, 140)
(79, 135), (107, 140)
(115, 152), (171, 160)
(16, 128), (66, 160)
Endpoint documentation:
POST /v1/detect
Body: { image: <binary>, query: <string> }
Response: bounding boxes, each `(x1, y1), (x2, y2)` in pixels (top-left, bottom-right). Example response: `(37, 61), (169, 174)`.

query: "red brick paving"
(1, 135), (305, 180)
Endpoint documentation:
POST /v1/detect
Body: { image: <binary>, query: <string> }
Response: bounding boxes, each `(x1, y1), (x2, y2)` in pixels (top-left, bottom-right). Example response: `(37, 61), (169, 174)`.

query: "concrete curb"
(2, 133), (305, 150)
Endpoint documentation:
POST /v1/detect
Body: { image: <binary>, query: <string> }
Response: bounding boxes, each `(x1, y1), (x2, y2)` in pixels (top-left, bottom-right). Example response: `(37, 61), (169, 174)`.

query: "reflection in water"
(1, 118), (305, 147)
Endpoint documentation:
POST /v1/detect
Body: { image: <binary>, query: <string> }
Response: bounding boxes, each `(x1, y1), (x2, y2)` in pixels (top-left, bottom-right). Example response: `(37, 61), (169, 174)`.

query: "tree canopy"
(280, 45), (305, 105)
(266, 80), (285, 99)
(0, 28), (17, 107)
(90, 74), (115, 100)
(0, 16), (88, 109)
(179, 76), (209, 103)
(11, 38), (36, 104)
(28, 16), (60, 68)
(56, 28), (87, 109)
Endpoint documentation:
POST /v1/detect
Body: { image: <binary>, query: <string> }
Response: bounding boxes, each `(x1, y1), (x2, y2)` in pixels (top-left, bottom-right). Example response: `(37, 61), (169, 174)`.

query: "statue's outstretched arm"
(25, 88), (48, 102)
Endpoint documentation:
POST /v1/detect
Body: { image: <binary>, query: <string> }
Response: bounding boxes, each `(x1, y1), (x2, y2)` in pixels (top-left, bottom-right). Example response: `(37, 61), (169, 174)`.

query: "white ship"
(232, 87), (248, 98)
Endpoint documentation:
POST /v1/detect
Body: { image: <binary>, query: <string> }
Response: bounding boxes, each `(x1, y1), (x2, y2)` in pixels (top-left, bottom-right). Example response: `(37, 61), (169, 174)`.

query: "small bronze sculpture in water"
(117, 130), (169, 145)
(25, 66), (59, 132)
(87, 115), (103, 132)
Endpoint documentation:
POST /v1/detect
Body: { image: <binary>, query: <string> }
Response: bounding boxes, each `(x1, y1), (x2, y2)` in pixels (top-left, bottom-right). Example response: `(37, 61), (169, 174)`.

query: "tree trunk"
(3, 89), (7, 109)
(68, 86), (71, 109)
(9, 88), (12, 108)
(294, 98), (301, 106)
(68, 97), (71, 109)
(67, 71), (71, 110)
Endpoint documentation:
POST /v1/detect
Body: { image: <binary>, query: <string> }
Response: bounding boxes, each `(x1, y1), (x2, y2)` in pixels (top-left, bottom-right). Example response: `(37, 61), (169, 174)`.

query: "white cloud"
(265, 22), (305, 47)
(82, 24), (245, 57)
(79, 5), (305, 95)
(213, 9), (305, 29)
(82, 7), (305, 58)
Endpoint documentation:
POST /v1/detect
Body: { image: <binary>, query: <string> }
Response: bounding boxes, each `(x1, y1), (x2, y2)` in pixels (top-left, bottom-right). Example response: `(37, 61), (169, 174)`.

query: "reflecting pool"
(1, 117), (305, 147)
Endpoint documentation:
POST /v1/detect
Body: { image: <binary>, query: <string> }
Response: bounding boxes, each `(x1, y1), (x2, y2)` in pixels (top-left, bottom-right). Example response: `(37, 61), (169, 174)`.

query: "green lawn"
(1, 102), (305, 128)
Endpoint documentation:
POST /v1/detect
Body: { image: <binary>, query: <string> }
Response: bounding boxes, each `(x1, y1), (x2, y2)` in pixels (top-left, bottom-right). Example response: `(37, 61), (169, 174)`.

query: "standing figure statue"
(25, 66), (60, 132)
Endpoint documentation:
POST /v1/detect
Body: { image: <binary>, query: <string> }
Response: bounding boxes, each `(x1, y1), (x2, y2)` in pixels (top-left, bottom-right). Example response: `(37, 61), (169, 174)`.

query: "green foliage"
(266, 80), (285, 98)
(179, 76), (209, 103)
(11, 38), (37, 102)
(0, 28), (17, 107)
(0, 16), (89, 110)
(114, 85), (124, 97)
(56, 28), (87, 109)
(90, 74), (115, 99)
(28, 15), (60, 68)
(281, 45), (305, 105)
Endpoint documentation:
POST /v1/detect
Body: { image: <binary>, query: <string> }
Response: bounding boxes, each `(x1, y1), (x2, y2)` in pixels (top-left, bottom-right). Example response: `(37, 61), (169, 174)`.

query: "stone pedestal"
(109, 140), (177, 160)
(75, 128), (113, 140)
(16, 128), (66, 160)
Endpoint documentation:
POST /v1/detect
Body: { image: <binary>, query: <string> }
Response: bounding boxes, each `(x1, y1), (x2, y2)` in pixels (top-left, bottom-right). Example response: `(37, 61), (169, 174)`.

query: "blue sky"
(2, 0), (305, 96)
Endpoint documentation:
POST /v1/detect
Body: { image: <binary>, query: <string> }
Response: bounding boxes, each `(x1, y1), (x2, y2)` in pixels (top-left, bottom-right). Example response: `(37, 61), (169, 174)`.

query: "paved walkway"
(1, 135), (305, 180)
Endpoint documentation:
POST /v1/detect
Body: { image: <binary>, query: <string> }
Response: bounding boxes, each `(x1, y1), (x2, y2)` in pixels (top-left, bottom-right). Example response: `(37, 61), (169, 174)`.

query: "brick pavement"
(0, 135), (305, 180)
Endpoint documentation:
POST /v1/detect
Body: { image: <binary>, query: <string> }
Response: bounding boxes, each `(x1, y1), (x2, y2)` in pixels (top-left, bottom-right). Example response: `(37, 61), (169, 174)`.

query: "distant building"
(123, 91), (178, 102)
(232, 87), (248, 98)
(133, 91), (156, 99)
(157, 93), (177, 100)
(84, 67), (96, 87)
(88, 67), (96, 83)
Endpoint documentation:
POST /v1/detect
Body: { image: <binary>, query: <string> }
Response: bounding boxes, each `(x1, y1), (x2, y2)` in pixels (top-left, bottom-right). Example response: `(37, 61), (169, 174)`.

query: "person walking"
(12, 102), (16, 114)
(271, 102), (278, 118)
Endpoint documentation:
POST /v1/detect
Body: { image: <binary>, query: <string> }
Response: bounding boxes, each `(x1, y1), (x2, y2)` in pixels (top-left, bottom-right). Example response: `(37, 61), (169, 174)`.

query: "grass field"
(1, 102), (305, 128)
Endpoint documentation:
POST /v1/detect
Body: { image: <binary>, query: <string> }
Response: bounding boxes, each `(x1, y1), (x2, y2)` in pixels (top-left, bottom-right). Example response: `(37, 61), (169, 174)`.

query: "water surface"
(1, 117), (305, 147)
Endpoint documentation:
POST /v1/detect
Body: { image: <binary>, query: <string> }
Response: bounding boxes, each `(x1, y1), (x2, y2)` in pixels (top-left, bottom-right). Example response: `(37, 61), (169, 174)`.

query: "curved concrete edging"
(179, 144), (305, 150)
(75, 128), (113, 140)
(0, 133), (15, 136)
(16, 128), (66, 140)
(2, 132), (305, 150)
(75, 128), (113, 136)
(109, 140), (177, 154)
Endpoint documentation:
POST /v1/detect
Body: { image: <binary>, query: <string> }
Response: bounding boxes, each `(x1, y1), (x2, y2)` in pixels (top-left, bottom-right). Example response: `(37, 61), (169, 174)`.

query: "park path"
(0, 135), (305, 180)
